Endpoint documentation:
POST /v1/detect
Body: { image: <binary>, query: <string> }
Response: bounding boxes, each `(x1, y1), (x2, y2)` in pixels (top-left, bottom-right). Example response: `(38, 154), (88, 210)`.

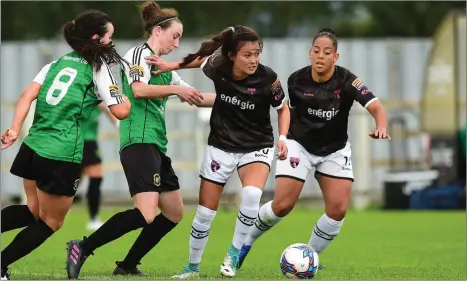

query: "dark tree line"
(1, 1), (464, 40)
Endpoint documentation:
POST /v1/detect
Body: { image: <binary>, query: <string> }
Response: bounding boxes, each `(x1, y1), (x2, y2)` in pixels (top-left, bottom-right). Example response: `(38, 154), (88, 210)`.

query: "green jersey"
(83, 104), (101, 141)
(119, 43), (192, 153)
(25, 52), (124, 163)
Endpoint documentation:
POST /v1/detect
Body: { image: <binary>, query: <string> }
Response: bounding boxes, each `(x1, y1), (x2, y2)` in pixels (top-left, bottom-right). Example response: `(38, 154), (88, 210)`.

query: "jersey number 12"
(46, 67), (78, 105)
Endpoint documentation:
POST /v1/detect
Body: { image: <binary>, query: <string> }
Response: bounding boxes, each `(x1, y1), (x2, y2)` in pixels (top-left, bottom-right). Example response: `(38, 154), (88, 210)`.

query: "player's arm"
(125, 48), (178, 99)
(347, 73), (390, 140)
(271, 77), (290, 159)
(197, 93), (216, 107)
(126, 60), (176, 99)
(94, 62), (130, 120)
(169, 71), (214, 107)
(1, 63), (52, 149)
(98, 102), (119, 127)
(146, 47), (224, 80)
(145, 56), (207, 73)
(366, 100), (389, 138)
(10, 63), (54, 133)
(131, 81), (200, 101)
(10, 83), (41, 133)
(271, 78), (289, 136)
(125, 52), (202, 104)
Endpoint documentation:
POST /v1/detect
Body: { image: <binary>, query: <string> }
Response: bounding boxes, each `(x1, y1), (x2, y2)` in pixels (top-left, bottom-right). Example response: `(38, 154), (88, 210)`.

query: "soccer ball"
(280, 243), (319, 279)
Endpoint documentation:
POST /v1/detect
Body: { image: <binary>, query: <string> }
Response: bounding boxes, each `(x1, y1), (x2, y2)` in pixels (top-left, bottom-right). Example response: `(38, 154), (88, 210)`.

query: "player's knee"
(137, 207), (158, 224)
(39, 214), (63, 232)
(195, 205), (216, 225)
(241, 186), (263, 206)
(27, 201), (40, 219)
(271, 199), (295, 217)
(172, 212), (183, 223)
(163, 208), (184, 223)
(325, 203), (347, 221)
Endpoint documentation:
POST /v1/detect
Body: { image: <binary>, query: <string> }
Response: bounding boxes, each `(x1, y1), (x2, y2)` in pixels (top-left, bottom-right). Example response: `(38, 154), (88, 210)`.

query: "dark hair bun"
(141, 2), (161, 23)
(319, 28), (335, 35)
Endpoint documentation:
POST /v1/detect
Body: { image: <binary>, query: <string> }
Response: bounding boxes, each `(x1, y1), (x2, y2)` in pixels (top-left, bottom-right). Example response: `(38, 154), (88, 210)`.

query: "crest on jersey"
(109, 85), (121, 97)
(361, 89), (370, 95)
(73, 179), (80, 191)
(333, 89), (341, 97)
(290, 157), (300, 168)
(153, 173), (161, 187)
(129, 64), (144, 78)
(247, 88), (256, 95)
(211, 160), (221, 172)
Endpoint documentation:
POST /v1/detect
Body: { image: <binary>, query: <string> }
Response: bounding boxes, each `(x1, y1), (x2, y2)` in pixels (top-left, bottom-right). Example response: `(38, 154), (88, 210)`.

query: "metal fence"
(0, 38), (432, 206)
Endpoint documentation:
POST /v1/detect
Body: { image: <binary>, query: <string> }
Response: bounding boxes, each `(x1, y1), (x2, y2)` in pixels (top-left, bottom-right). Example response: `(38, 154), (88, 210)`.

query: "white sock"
(231, 186), (263, 250)
(244, 200), (282, 246)
(308, 213), (344, 254)
(189, 205), (216, 265)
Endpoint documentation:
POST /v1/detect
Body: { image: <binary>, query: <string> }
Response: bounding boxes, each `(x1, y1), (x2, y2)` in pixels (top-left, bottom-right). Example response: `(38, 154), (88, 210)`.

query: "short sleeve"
(271, 77), (286, 109)
(200, 47), (225, 80)
(170, 71), (193, 88)
(124, 47), (151, 85)
(93, 61), (125, 107)
(345, 71), (378, 108)
(33, 62), (55, 85)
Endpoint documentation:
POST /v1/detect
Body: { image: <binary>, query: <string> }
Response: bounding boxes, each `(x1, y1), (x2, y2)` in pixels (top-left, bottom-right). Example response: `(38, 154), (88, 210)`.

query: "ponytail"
(180, 27), (235, 67)
(62, 11), (129, 70)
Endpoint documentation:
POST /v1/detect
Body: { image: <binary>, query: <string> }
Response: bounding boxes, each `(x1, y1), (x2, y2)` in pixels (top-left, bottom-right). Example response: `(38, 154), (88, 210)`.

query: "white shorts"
(275, 139), (354, 182)
(199, 145), (275, 186)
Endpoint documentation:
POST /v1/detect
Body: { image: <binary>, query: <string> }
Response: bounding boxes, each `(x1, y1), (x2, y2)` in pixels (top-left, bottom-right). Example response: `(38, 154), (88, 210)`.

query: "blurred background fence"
(1, 38), (431, 206)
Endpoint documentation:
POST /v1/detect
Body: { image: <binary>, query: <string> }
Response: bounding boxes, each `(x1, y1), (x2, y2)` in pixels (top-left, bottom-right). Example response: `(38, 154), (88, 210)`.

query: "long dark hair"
(62, 10), (128, 69)
(180, 25), (263, 68)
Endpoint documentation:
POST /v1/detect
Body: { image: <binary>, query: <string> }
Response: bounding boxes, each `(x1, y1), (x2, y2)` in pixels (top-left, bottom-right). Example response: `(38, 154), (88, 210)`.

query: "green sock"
(188, 263), (200, 272)
(229, 244), (240, 256)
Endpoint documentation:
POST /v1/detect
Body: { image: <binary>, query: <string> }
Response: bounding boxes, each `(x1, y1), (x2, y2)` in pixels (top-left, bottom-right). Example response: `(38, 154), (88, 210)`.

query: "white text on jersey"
(307, 108), (339, 120)
(220, 94), (255, 110)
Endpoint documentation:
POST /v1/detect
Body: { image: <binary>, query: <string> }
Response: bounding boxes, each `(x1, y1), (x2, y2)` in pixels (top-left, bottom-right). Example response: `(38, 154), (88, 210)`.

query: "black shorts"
(82, 140), (102, 166)
(10, 143), (81, 197)
(120, 143), (180, 196)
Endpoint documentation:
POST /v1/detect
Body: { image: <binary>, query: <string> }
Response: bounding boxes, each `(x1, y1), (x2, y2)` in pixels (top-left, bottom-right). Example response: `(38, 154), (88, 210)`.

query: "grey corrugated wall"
(0, 38), (432, 202)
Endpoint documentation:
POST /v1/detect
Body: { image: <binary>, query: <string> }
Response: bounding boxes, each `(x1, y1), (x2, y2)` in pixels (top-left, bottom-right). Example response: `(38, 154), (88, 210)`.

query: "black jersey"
(287, 65), (378, 156)
(201, 48), (286, 153)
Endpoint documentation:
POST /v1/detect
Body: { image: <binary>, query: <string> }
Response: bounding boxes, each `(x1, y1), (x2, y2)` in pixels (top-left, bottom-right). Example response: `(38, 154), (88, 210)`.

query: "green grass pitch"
(1, 205), (465, 280)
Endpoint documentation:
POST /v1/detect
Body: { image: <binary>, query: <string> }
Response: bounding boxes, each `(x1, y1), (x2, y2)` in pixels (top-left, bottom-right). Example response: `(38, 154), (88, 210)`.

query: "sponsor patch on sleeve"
(129, 64), (144, 78)
(351, 77), (365, 90)
(109, 85), (121, 97)
(271, 79), (285, 101)
(271, 79), (282, 94)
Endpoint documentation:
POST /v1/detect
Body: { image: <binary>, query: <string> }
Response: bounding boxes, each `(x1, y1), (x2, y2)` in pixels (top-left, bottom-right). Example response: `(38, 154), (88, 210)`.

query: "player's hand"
(276, 140), (288, 160)
(145, 56), (173, 75)
(369, 128), (391, 140)
(1, 129), (18, 150)
(175, 86), (204, 106)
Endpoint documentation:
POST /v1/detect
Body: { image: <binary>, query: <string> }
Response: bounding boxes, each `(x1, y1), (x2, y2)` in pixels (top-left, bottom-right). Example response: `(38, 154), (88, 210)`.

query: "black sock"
(1, 219), (54, 266)
(1, 205), (36, 233)
(82, 208), (147, 256)
(87, 177), (102, 219)
(121, 214), (178, 269)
